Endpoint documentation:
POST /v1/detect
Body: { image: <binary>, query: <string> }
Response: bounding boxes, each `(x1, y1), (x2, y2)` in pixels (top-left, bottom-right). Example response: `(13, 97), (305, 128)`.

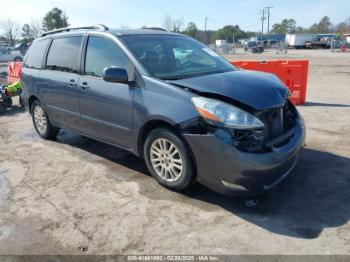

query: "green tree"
(183, 22), (198, 38)
(309, 16), (333, 33)
(318, 16), (333, 33)
(42, 7), (68, 31)
(271, 19), (297, 34)
(214, 25), (247, 43)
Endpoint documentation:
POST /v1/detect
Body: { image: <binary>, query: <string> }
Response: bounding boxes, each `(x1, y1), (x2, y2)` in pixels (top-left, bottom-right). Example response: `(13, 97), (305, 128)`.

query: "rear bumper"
(183, 118), (305, 197)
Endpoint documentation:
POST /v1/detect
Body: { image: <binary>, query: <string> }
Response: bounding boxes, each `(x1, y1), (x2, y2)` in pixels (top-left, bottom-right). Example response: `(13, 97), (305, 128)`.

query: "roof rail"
(41, 24), (109, 37)
(142, 27), (167, 32)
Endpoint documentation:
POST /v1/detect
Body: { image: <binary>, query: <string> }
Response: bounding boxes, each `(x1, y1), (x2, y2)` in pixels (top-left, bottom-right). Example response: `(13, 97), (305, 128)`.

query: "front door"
(78, 35), (133, 148)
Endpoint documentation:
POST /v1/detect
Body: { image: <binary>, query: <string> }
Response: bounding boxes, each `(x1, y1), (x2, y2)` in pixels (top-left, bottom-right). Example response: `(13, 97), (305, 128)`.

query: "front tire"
(144, 128), (194, 191)
(30, 100), (59, 139)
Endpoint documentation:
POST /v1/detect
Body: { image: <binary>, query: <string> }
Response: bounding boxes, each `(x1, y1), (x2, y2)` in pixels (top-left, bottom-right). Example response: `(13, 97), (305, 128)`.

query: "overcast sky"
(1, 0), (349, 32)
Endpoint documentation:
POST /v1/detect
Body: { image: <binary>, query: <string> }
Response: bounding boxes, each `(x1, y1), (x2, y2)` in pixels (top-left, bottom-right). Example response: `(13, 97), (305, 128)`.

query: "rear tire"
(144, 128), (194, 191)
(30, 100), (59, 139)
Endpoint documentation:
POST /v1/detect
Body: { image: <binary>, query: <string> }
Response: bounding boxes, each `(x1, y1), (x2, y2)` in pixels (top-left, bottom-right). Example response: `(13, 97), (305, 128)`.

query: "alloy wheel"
(150, 138), (183, 182)
(33, 105), (47, 135)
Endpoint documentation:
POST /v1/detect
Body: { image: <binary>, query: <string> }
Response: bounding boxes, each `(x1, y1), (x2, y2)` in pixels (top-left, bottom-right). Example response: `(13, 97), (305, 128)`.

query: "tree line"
(271, 16), (350, 35)
(165, 15), (350, 43)
(163, 15), (255, 43)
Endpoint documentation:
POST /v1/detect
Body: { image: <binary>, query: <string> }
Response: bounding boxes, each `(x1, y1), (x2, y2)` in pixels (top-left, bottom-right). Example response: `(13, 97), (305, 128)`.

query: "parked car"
(0, 49), (23, 62)
(244, 41), (264, 53)
(21, 25), (305, 197)
(12, 42), (32, 55)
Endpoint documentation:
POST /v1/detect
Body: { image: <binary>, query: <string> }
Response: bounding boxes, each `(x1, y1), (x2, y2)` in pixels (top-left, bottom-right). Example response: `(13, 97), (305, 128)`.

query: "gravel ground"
(0, 49), (349, 255)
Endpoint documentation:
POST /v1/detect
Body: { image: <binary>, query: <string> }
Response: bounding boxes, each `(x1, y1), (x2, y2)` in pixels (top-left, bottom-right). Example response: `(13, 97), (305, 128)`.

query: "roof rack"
(41, 24), (109, 37)
(142, 27), (167, 32)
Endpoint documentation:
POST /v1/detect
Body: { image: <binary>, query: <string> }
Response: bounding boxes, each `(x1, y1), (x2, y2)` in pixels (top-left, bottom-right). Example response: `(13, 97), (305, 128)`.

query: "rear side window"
(85, 36), (129, 78)
(46, 36), (82, 73)
(24, 39), (50, 69)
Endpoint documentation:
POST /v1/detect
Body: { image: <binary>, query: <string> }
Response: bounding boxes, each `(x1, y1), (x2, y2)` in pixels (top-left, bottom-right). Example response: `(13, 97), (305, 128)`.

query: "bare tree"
(0, 19), (20, 45)
(30, 20), (43, 38)
(172, 18), (184, 33)
(162, 15), (184, 32)
(163, 15), (173, 31)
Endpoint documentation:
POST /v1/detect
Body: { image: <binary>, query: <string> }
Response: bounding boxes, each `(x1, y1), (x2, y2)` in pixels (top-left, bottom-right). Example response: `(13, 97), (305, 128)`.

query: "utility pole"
(259, 9), (266, 41)
(265, 6), (273, 37)
(204, 17), (208, 44)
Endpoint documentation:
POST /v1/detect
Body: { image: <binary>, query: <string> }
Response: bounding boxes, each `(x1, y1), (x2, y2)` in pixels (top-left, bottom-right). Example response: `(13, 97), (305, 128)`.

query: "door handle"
(80, 82), (89, 90)
(69, 79), (76, 87)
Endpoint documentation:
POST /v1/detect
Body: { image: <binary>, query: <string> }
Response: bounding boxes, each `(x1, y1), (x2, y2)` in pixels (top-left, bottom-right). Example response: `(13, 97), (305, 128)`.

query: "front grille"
(256, 107), (284, 141)
(232, 100), (297, 153)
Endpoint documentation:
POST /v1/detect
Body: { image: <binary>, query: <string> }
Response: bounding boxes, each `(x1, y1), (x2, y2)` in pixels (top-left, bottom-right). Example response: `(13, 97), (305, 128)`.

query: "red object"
(230, 60), (309, 105)
(341, 46), (347, 52)
(7, 62), (22, 83)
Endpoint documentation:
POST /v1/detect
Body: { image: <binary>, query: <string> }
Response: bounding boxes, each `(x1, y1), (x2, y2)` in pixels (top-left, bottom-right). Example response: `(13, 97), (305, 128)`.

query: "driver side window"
(85, 36), (129, 78)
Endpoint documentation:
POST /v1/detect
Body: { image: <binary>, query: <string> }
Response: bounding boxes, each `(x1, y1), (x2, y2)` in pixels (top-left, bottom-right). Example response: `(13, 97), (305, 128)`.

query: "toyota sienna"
(21, 25), (305, 196)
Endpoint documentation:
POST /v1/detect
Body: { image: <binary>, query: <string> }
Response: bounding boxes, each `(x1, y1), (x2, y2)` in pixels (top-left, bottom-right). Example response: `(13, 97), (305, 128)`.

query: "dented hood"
(168, 70), (288, 110)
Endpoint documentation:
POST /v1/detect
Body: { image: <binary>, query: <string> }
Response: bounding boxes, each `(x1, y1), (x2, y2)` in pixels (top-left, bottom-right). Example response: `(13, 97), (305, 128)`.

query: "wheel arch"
(28, 95), (39, 109)
(137, 118), (198, 181)
(137, 119), (176, 157)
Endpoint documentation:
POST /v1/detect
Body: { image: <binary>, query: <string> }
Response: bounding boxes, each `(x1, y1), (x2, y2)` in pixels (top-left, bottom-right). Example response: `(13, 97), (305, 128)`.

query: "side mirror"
(103, 67), (129, 84)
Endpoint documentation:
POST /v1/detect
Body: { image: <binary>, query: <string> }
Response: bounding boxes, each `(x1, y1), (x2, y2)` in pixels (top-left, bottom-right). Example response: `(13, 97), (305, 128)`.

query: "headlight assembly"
(191, 96), (264, 130)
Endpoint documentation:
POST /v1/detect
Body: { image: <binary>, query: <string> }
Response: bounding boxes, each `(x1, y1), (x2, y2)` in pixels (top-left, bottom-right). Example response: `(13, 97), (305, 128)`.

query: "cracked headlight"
(191, 96), (264, 130)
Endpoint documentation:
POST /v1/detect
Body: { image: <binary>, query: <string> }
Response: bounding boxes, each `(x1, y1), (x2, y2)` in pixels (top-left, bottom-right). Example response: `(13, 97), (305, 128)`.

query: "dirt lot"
(0, 49), (349, 255)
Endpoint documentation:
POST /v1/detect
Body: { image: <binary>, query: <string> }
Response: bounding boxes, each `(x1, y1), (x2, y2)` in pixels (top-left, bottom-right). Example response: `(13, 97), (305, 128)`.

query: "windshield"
(120, 34), (234, 80)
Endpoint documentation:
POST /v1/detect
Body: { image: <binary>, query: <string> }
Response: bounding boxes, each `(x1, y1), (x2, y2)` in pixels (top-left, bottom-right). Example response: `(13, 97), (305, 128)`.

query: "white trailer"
(285, 34), (316, 48)
(344, 34), (350, 44)
(215, 40), (227, 47)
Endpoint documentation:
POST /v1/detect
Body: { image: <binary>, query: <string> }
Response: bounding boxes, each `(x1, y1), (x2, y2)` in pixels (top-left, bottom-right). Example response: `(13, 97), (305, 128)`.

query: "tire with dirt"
(30, 100), (59, 139)
(144, 128), (195, 191)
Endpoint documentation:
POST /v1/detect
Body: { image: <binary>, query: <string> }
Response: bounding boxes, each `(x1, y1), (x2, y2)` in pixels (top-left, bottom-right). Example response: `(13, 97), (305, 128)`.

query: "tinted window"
(121, 35), (233, 80)
(46, 37), (82, 73)
(24, 39), (50, 69)
(85, 36), (129, 78)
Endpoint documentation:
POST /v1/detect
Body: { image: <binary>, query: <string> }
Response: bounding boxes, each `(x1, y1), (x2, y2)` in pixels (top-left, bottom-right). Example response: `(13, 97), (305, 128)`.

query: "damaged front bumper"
(182, 117), (306, 197)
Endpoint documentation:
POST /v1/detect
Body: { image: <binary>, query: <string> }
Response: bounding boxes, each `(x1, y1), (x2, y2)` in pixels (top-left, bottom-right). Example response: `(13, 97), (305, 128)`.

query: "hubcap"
(150, 138), (183, 182)
(33, 106), (47, 135)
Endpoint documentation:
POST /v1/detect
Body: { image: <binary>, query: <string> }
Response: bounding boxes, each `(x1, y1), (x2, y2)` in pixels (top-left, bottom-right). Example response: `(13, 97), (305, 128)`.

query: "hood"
(168, 70), (288, 110)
